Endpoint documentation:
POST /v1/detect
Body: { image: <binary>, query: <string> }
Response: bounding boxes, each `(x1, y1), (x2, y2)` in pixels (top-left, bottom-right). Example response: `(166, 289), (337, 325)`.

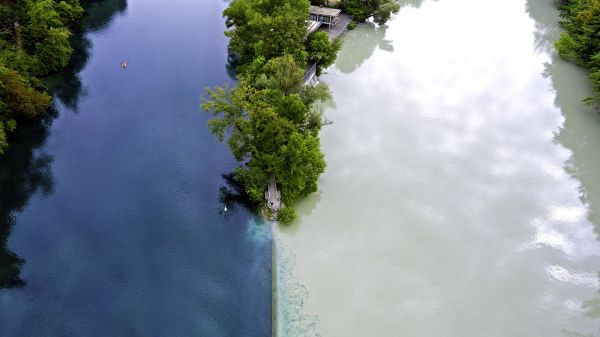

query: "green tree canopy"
(255, 54), (304, 95)
(224, 0), (310, 71)
(0, 66), (51, 154)
(206, 0), (340, 218)
(202, 78), (327, 205)
(342, 0), (400, 25)
(277, 206), (297, 224)
(307, 31), (343, 75)
(0, 67), (51, 119)
(0, 0), (83, 153)
(554, 0), (600, 104)
(22, 0), (82, 75)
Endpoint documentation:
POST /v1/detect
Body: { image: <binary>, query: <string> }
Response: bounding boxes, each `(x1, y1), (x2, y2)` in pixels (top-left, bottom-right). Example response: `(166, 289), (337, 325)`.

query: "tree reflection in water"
(527, 0), (600, 335)
(218, 172), (259, 215)
(0, 114), (55, 289)
(335, 0), (433, 74)
(46, 0), (128, 111)
(0, 0), (127, 289)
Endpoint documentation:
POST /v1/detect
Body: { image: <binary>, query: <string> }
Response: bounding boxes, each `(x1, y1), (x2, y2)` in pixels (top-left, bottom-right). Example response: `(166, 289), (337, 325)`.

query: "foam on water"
(272, 224), (322, 337)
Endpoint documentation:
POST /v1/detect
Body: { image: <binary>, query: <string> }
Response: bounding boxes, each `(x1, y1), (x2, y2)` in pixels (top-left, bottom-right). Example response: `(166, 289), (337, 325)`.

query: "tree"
(0, 67), (51, 119)
(32, 27), (72, 75)
(0, 0), (83, 153)
(307, 31), (342, 75)
(274, 132), (325, 203)
(204, 0), (335, 214)
(203, 80), (326, 205)
(299, 82), (331, 106)
(342, 0), (400, 25)
(22, 0), (82, 75)
(277, 206), (296, 224)
(0, 67), (52, 152)
(223, 0), (310, 70)
(0, 66), (51, 153)
(259, 54), (304, 95)
(0, 120), (14, 154)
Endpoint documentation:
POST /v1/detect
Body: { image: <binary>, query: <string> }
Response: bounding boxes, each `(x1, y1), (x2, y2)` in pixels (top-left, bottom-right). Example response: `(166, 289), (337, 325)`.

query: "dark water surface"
(0, 0), (272, 336)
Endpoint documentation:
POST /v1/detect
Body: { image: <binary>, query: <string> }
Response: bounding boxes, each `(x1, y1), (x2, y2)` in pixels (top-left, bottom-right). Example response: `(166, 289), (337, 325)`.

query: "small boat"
(121, 61), (127, 68)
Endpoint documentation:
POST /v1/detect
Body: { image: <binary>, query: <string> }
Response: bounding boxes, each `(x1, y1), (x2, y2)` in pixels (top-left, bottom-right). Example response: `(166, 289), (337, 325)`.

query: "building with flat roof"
(309, 5), (342, 26)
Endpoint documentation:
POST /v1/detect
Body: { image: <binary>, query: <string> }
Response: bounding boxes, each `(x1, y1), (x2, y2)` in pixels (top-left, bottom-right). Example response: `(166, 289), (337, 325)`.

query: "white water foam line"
(272, 222), (322, 337)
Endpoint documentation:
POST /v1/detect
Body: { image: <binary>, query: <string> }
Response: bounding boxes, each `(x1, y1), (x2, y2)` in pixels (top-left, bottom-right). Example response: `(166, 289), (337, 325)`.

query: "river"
(1, 0), (599, 336)
(0, 0), (272, 336)
(275, 0), (600, 336)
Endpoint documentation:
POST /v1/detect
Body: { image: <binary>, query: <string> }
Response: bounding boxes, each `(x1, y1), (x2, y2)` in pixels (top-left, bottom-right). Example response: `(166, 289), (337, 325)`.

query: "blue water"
(0, 0), (272, 335)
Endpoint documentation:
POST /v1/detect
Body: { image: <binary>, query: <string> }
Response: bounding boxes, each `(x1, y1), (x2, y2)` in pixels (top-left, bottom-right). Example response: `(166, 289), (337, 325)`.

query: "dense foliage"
(277, 206), (297, 224)
(0, 0), (84, 153)
(204, 0), (342, 218)
(340, 0), (400, 25)
(223, 0), (310, 72)
(554, 0), (600, 104)
(307, 31), (342, 75)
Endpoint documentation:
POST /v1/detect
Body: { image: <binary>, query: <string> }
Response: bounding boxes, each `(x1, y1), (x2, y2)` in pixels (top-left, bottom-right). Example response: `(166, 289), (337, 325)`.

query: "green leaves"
(224, 0), (310, 69)
(307, 32), (343, 75)
(32, 27), (72, 75)
(202, 74), (328, 207)
(342, 0), (400, 25)
(0, 0), (86, 153)
(555, 0), (600, 105)
(554, 33), (580, 63)
(0, 67), (51, 119)
(0, 122), (7, 155)
(374, 0), (400, 25)
(275, 132), (325, 203)
(205, 0), (341, 212)
(261, 55), (304, 95)
(0, 66), (51, 153)
(277, 206), (297, 224)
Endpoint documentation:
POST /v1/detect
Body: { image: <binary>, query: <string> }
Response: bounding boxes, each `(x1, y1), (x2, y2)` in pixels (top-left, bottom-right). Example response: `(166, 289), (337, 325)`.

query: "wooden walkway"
(303, 62), (318, 86)
(265, 175), (281, 220)
(323, 13), (351, 40)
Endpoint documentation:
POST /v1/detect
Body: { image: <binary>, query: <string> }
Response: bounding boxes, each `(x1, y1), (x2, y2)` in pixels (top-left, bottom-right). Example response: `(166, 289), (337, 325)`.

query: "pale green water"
(275, 0), (600, 336)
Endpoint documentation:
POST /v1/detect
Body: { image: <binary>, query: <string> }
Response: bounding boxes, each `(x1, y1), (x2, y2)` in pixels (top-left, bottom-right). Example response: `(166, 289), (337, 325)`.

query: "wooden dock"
(324, 13), (351, 40)
(265, 175), (281, 220)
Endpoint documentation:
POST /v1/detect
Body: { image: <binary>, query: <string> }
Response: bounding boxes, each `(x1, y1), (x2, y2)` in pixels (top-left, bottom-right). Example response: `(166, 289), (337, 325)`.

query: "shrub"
(277, 207), (297, 224)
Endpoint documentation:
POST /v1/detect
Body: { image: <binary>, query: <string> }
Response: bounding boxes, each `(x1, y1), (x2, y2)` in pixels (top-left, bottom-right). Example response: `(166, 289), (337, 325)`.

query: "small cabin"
(309, 6), (342, 27)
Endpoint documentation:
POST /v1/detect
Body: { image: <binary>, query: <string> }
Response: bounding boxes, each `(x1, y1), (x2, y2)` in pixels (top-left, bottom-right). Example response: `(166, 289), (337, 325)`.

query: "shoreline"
(272, 224), (278, 337)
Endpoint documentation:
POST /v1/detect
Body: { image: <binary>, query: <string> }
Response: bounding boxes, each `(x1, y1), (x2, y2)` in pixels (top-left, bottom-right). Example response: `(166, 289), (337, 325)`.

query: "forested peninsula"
(203, 0), (398, 223)
(554, 0), (600, 105)
(0, 0), (84, 153)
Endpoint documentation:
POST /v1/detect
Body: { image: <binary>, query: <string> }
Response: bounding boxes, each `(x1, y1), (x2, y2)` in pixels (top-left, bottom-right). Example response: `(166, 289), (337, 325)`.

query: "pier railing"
(303, 62), (317, 86)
